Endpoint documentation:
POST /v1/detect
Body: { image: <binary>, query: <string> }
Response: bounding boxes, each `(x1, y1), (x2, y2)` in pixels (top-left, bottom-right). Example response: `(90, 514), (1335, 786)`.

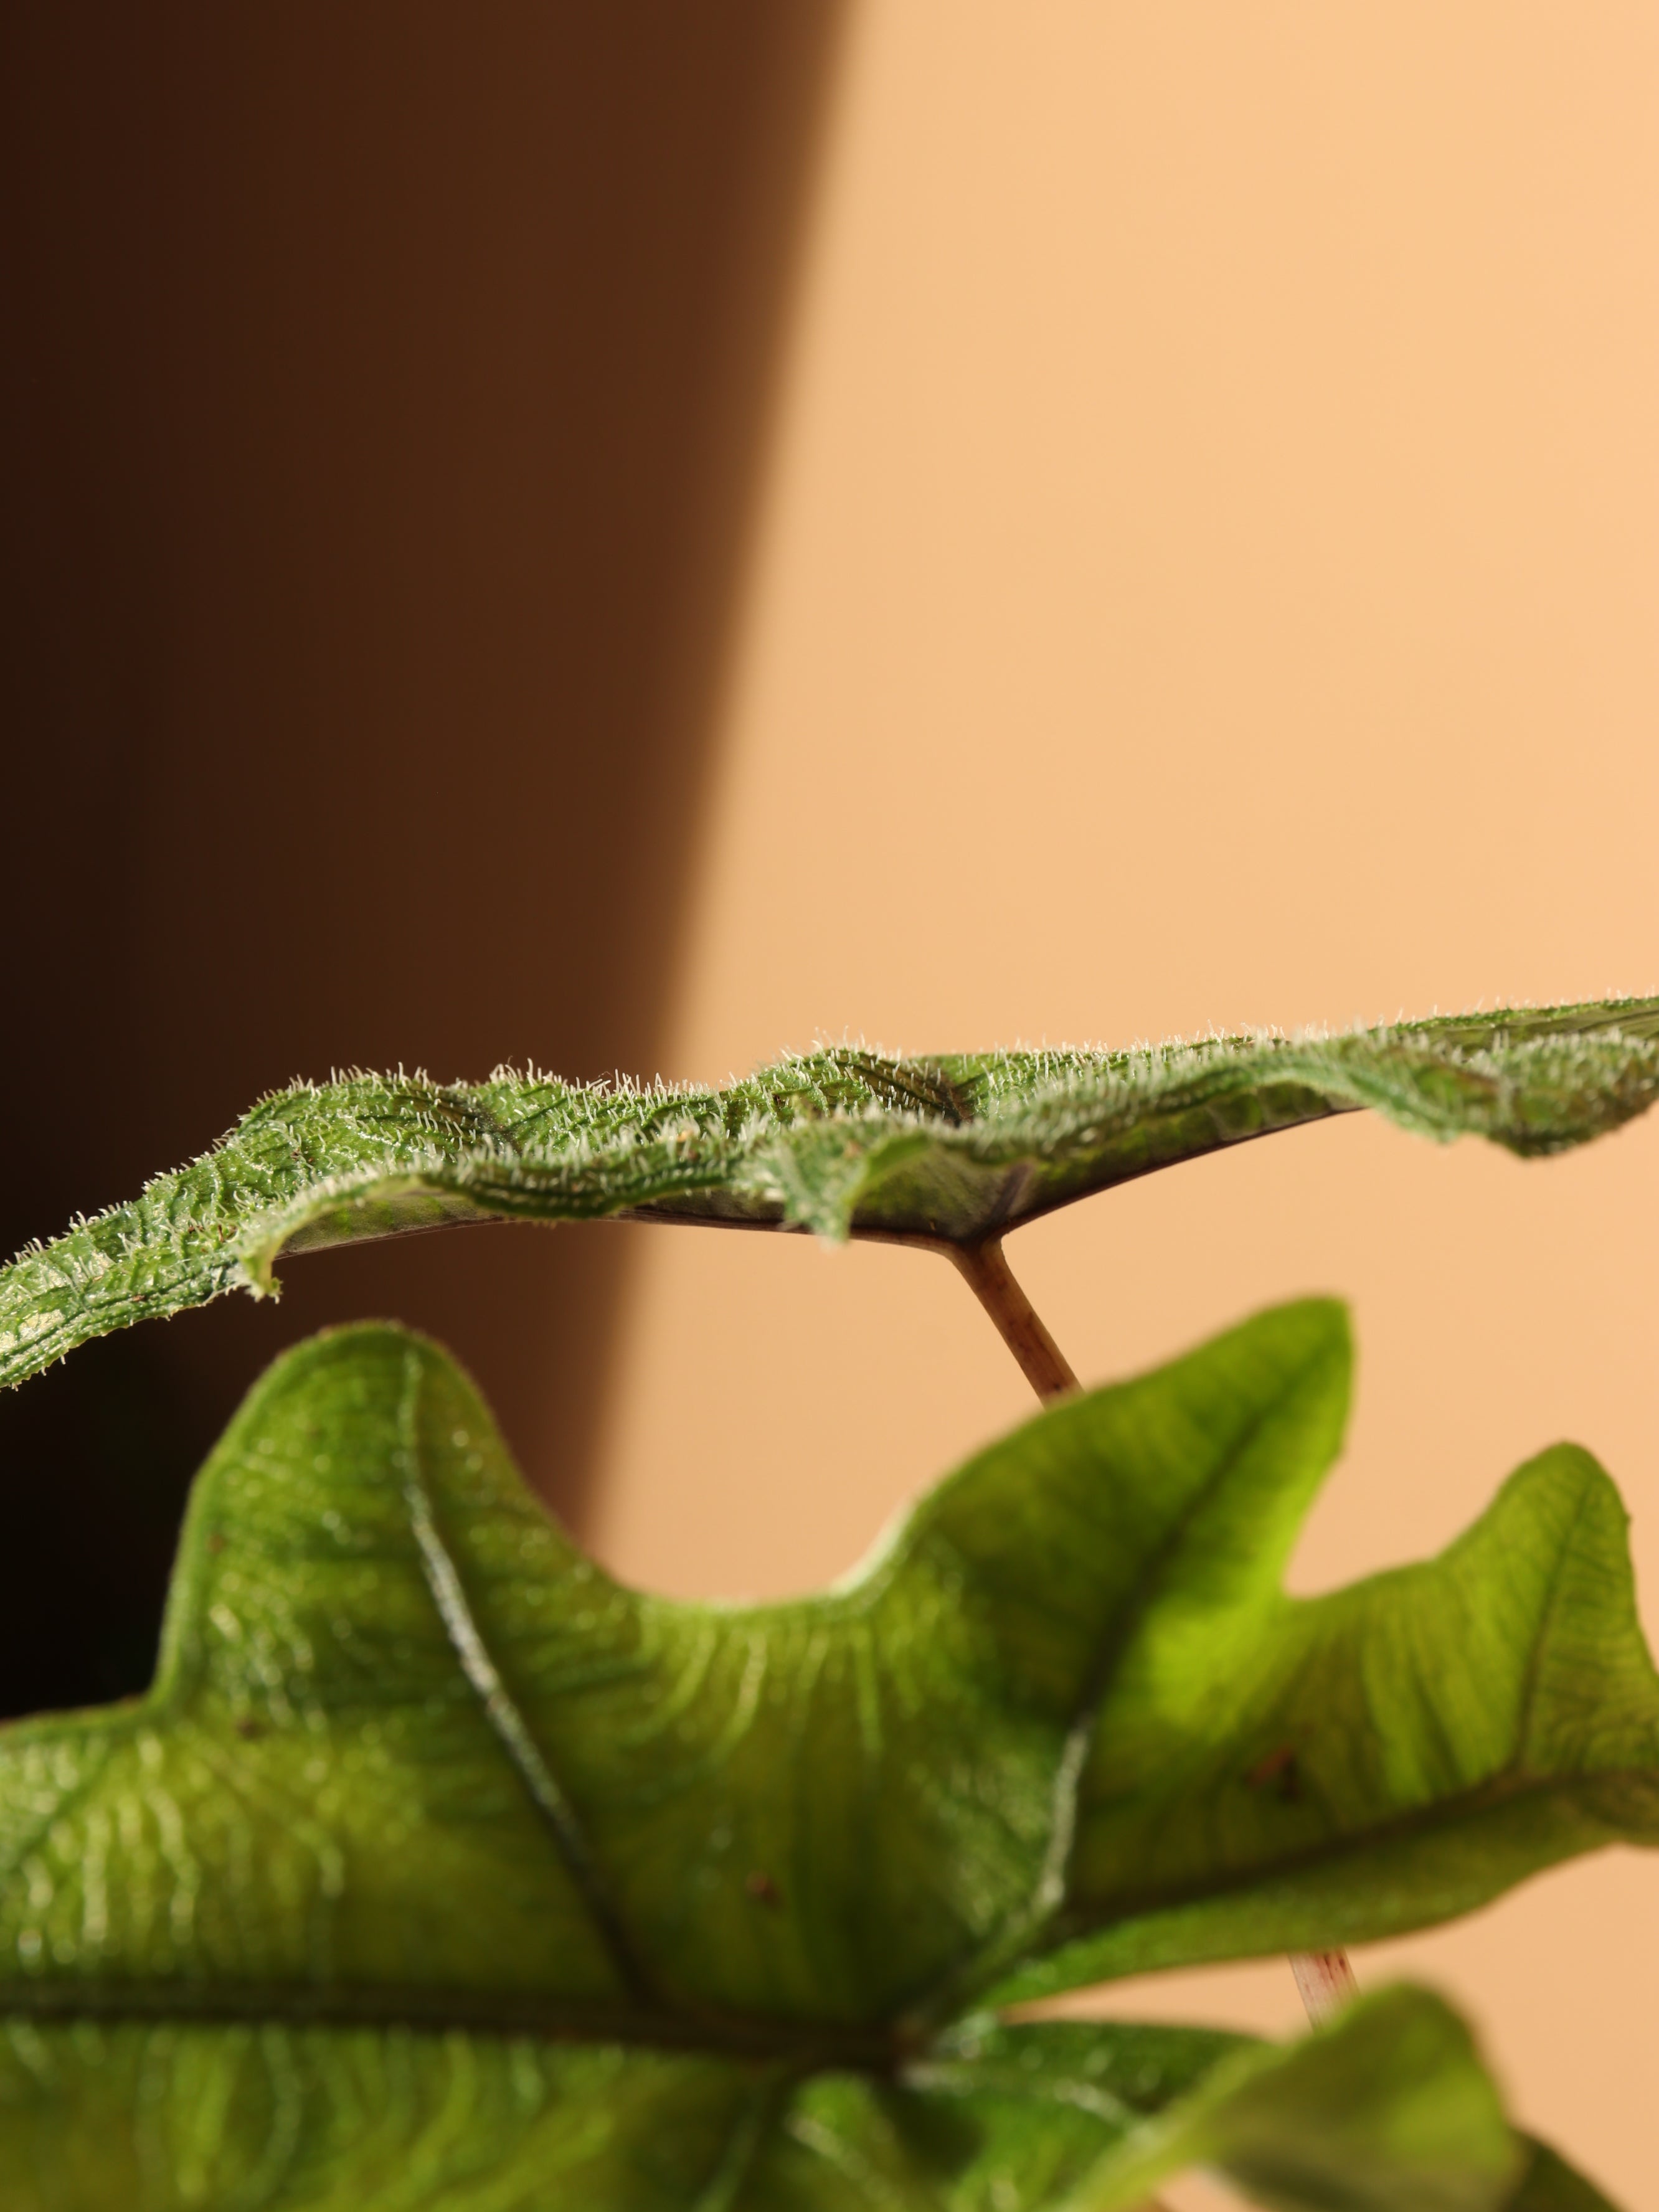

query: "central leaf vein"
(394, 1349), (655, 2009)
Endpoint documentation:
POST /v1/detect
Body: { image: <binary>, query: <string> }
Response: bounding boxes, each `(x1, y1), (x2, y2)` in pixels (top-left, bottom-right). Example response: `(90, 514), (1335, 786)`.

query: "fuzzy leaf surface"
(4, 996), (1658, 1389)
(0, 1307), (1648, 2203)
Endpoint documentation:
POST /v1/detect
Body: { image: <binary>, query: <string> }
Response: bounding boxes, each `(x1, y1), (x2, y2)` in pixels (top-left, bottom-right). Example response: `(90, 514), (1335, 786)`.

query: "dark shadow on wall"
(0, 2), (845, 1715)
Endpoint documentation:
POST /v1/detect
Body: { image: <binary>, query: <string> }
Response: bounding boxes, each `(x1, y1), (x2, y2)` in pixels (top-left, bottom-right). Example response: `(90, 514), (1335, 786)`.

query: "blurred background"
(4, 5), (1655, 2201)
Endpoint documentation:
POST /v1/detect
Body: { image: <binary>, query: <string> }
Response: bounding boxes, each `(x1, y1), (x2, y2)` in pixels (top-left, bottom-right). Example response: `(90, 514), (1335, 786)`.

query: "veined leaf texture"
(0, 1308), (1642, 2207)
(3, 996), (1658, 1391)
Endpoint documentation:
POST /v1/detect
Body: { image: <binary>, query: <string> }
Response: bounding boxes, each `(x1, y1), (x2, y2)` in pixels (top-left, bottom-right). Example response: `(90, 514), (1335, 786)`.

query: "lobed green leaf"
(0, 1308), (1645, 2203)
(4, 996), (1658, 1391)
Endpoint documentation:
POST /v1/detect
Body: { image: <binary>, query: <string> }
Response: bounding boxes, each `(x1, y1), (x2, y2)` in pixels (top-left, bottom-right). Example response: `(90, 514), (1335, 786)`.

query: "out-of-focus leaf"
(1505, 2137), (1622, 2210)
(1064, 1984), (1516, 2212)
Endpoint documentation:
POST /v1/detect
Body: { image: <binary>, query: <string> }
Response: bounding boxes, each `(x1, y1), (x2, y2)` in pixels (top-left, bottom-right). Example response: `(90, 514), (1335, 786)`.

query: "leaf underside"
(0, 1306), (1645, 2206)
(4, 996), (1658, 1391)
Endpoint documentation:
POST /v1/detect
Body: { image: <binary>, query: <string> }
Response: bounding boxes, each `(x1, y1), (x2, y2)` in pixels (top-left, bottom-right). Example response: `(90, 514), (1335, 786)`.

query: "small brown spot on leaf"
(745, 1871), (781, 1907)
(206, 1534), (226, 1556)
(233, 1717), (265, 1741)
(1245, 1746), (1301, 1803)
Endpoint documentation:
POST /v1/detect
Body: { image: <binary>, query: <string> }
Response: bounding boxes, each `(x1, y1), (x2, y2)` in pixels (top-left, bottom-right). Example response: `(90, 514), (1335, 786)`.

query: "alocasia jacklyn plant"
(0, 995), (1656, 2210)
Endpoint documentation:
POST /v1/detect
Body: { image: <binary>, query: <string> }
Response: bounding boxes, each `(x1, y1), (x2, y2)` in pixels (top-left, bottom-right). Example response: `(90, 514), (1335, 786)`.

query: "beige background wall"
(588, 7), (1659, 2204)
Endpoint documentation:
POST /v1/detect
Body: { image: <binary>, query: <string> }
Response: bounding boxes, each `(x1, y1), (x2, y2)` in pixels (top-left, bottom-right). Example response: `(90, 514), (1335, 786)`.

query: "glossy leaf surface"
(4, 996), (1658, 1389)
(0, 1308), (1646, 2204)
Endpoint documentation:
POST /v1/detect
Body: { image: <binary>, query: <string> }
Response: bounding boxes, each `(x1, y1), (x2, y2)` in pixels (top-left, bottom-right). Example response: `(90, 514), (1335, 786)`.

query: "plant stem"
(947, 1236), (1357, 2031)
(1288, 1949), (1359, 2025)
(947, 1240), (1080, 1398)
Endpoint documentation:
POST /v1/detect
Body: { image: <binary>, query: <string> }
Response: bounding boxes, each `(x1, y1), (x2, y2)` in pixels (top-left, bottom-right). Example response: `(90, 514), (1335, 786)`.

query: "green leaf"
(729, 1991), (1533, 2212)
(1064, 1984), (1517, 2212)
(0, 2013), (1224, 2209)
(5, 995), (1659, 1390)
(0, 1308), (1645, 2203)
(0, 1999), (1559, 2211)
(1506, 2137), (1622, 2211)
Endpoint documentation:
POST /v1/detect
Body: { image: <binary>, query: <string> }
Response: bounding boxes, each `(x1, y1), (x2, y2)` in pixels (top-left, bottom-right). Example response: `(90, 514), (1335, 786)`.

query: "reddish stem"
(1289, 1948), (1359, 2025)
(947, 1239), (1080, 1401)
